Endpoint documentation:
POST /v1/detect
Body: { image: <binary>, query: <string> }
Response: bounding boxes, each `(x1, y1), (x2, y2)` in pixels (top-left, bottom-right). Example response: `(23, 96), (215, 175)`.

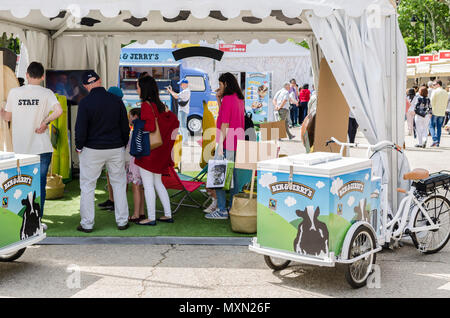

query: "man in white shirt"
(429, 80), (448, 147)
(273, 82), (295, 140)
(168, 78), (191, 146)
(1, 62), (63, 222)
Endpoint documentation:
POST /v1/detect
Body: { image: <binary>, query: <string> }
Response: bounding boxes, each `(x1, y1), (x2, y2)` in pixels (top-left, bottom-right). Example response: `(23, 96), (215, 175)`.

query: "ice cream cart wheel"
(344, 225), (377, 289)
(264, 256), (291, 271)
(0, 248), (26, 262)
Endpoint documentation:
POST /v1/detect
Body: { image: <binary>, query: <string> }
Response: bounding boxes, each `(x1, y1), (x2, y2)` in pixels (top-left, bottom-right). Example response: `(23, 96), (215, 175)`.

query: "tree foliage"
(398, 0), (450, 56)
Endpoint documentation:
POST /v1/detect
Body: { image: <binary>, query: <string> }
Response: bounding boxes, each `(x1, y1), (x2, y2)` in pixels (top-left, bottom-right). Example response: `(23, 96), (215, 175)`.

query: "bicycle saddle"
(403, 168), (430, 181)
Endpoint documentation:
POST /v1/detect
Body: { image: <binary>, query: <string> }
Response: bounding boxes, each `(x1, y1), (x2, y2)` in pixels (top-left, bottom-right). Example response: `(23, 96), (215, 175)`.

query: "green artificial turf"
(42, 173), (253, 238)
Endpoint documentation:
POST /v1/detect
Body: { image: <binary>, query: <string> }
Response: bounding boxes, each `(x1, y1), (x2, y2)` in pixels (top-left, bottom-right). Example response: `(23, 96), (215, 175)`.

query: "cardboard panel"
(235, 140), (279, 170)
(259, 120), (287, 140)
(313, 58), (349, 153)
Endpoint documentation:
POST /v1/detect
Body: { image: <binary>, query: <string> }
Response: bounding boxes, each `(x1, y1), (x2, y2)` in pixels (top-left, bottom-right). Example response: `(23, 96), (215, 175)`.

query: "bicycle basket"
(413, 171), (450, 195)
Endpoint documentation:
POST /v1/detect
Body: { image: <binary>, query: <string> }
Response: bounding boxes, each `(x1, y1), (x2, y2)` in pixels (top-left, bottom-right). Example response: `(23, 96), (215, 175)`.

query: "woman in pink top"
(205, 72), (245, 220)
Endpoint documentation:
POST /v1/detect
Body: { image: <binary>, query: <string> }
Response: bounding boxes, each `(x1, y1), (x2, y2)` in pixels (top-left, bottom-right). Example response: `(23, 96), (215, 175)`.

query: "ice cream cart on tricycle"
(0, 152), (46, 262)
(250, 138), (450, 288)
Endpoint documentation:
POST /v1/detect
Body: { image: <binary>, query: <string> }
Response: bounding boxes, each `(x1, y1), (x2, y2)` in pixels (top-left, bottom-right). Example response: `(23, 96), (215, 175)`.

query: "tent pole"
(388, 15), (399, 213)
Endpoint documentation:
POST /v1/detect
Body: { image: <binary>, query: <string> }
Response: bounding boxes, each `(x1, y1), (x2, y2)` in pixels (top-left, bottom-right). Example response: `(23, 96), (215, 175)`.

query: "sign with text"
(219, 44), (247, 53)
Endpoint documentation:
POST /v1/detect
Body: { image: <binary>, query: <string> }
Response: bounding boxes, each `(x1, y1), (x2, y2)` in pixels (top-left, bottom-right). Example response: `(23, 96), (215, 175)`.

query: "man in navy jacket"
(75, 70), (130, 232)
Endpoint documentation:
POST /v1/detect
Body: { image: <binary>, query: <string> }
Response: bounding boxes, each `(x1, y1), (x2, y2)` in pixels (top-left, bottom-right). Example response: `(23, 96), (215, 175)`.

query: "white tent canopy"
(0, 0), (407, 210)
(123, 39), (313, 93)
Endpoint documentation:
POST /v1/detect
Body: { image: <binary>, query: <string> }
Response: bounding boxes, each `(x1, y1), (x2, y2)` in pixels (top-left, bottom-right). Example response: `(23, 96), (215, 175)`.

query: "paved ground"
(0, 126), (449, 298)
(0, 241), (449, 298)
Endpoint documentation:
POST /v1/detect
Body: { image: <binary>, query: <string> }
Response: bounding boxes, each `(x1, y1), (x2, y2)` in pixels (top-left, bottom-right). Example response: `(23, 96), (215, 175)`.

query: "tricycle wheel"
(264, 256), (291, 271)
(0, 248), (26, 262)
(344, 225), (377, 289)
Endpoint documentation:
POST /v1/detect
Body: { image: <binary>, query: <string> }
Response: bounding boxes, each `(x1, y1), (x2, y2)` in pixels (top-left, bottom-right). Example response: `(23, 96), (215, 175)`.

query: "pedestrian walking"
(429, 80), (448, 147)
(299, 84), (311, 125)
(406, 88), (417, 136)
(75, 71), (130, 232)
(273, 82), (295, 140)
(414, 86), (432, 148)
(289, 79), (300, 127)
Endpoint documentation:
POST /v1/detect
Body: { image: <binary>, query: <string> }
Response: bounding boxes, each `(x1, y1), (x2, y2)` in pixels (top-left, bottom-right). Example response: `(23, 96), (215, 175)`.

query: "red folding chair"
(161, 166), (207, 214)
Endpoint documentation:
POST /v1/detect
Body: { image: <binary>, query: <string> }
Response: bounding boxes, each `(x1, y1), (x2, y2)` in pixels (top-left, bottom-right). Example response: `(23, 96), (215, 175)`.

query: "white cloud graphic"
(14, 189), (22, 200)
(316, 181), (325, 189)
(330, 177), (343, 195)
(33, 168), (38, 175)
(365, 173), (369, 181)
(347, 196), (355, 207)
(0, 171), (8, 184)
(259, 173), (277, 189)
(284, 196), (297, 207)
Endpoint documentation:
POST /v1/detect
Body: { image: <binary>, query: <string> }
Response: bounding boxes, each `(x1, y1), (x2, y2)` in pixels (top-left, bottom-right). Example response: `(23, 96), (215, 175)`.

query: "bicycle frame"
(384, 186), (440, 242)
(328, 137), (440, 246)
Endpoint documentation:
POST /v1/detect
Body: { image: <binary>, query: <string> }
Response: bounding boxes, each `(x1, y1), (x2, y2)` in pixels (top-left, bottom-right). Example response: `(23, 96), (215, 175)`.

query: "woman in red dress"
(135, 76), (180, 225)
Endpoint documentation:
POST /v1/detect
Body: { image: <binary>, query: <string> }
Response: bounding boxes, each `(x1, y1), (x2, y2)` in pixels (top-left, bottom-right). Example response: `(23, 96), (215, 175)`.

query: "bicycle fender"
(340, 221), (379, 260)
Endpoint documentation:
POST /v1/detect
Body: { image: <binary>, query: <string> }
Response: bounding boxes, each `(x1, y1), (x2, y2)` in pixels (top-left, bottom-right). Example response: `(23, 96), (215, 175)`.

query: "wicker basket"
(229, 169), (257, 234)
(46, 173), (65, 199)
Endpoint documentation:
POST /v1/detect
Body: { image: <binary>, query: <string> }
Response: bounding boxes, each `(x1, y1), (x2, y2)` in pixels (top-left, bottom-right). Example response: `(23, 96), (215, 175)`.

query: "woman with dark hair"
(205, 72), (245, 220)
(134, 76), (180, 225)
(414, 86), (432, 148)
(299, 83), (310, 124)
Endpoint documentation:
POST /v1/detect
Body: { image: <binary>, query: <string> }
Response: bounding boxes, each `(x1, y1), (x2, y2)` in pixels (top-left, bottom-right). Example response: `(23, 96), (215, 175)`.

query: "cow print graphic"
(293, 206), (329, 257)
(20, 192), (41, 240)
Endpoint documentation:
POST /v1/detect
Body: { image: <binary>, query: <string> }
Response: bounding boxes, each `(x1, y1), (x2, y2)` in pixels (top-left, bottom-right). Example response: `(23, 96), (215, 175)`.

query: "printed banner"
(244, 72), (271, 123)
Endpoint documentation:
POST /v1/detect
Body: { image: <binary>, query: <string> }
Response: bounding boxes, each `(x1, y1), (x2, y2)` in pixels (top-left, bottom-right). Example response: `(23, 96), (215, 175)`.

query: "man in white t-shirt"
(273, 82), (295, 140)
(168, 78), (191, 145)
(1, 62), (63, 222)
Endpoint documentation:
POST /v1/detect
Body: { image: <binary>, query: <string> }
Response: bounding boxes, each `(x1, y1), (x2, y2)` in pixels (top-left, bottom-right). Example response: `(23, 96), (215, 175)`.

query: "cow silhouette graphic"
(353, 198), (370, 222)
(293, 206), (329, 256)
(20, 192), (41, 240)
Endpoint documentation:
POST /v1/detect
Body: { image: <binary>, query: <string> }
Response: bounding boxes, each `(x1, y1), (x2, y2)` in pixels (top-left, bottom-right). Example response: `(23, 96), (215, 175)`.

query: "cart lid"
(0, 153), (40, 170)
(258, 152), (372, 177)
(0, 151), (15, 160)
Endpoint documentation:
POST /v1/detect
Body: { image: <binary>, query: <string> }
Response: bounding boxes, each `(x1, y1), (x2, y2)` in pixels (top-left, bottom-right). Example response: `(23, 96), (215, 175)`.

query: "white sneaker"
(42, 223), (48, 231)
(203, 199), (217, 213)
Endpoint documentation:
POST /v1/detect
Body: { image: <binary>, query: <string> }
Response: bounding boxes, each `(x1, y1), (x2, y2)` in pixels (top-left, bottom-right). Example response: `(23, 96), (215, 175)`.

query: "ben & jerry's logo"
(338, 181), (364, 199)
(270, 182), (315, 200)
(2, 175), (33, 192)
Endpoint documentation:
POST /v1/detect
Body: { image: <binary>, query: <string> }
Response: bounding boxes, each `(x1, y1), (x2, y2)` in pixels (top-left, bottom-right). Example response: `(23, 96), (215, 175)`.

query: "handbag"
(148, 103), (163, 150)
(129, 119), (150, 158)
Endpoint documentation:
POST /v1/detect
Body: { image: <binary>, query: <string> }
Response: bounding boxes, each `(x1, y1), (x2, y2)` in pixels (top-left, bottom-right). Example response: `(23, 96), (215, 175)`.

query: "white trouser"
(139, 168), (172, 220)
(79, 147), (129, 229)
(415, 114), (431, 145)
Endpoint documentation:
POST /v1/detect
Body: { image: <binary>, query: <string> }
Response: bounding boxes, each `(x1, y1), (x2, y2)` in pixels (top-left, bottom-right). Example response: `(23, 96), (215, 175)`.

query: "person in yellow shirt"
(429, 80), (448, 147)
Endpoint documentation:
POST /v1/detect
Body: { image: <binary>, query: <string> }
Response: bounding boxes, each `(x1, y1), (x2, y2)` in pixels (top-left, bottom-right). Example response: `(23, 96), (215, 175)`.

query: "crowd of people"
(272, 79), (315, 140)
(406, 80), (450, 148)
(1, 61), (249, 231)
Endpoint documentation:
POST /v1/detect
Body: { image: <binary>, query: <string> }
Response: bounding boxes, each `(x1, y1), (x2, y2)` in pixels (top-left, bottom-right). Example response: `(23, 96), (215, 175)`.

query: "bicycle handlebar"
(326, 137), (403, 155)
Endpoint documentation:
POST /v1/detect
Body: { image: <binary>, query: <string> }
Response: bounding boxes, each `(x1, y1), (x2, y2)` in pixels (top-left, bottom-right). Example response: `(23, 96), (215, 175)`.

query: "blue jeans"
(216, 150), (239, 213)
(289, 104), (299, 126)
(429, 115), (445, 144)
(178, 111), (189, 144)
(39, 152), (53, 218)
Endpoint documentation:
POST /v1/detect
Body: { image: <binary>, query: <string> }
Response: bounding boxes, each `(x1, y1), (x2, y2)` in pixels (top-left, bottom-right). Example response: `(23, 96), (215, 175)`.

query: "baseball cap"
(108, 86), (124, 98)
(82, 70), (100, 85)
(177, 77), (189, 85)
